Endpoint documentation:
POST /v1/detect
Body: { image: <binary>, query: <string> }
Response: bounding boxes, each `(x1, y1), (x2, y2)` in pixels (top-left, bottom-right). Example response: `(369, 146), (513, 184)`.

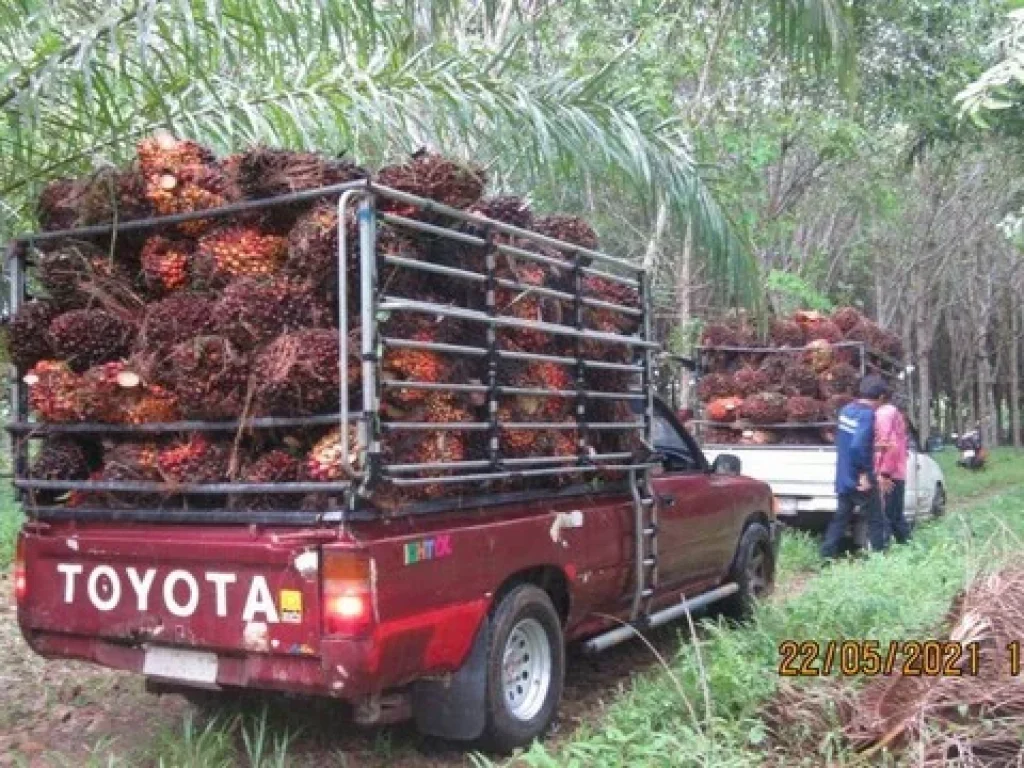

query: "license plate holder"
(143, 646), (219, 686)
(963, 449), (976, 459)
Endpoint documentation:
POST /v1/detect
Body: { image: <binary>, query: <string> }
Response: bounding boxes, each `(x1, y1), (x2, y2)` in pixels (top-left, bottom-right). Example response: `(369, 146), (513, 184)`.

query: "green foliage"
(0, 485), (20, 569)
(765, 269), (834, 314)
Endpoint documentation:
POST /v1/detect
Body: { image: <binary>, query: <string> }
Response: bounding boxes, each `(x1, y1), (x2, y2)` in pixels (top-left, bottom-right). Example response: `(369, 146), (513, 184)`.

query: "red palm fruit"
(770, 319), (806, 348)
(212, 277), (330, 350)
(306, 426), (361, 482)
(701, 323), (740, 348)
(820, 362), (858, 398)
(707, 397), (744, 423)
(157, 434), (230, 484)
(144, 163), (231, 237)
(740, 393), (787, 425)
(137, 132), (217, 176)
(385, 429), (468, 501)
(30, 438), (90, 481)
(124, 386), (180, 425)
(24, 361), (83, 422)
(844, 319), (882, 349)
(155, 336), (250, 420)
(48, 309), (134, 373)
(77, 166), (151, 225)
(102, 441), (162, 482)
(582, 275), (641, 336)
(495, 287), (550, 351)
(36, 240), (133, 311)
(804, 339), (834, 372)
(507, 361), (574, 420)
(8, 301), (57, 372)
(732, 367), (770, 397)
(697, 373), (735, 402)
(64, 469), (105, 508)
(236, 147), (368, 199)
(137, 293), (216, 352)
(805, 319), (843, 344)
(878, 330), (904, 360)
(380, 331), (446, 411)
(532, 214), (599, 252)
(782, 363), (819, 397)
(703, 427), (740, 445)
(468, 196), (533, 230)
(233, 449), (302, 510)
(786, 396), (824, 424)
(285, 202), (356, 299)
(79, 361), (180, 424)
(758, 355), (788, 389)
(194, 226), (288, 285)
(37, 178), (84, 231)
(141, 236), (192, 293)
(253, 329), (344, 417)
(832, 306), (864, 333)
(376, 151), (486, 214)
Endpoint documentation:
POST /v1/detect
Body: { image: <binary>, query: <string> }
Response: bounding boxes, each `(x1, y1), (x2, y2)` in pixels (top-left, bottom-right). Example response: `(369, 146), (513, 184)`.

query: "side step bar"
(582, 583), (740, 654)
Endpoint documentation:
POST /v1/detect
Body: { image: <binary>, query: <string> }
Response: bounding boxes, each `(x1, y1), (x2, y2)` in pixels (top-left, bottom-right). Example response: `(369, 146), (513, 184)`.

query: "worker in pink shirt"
(874, 391), (911, 545)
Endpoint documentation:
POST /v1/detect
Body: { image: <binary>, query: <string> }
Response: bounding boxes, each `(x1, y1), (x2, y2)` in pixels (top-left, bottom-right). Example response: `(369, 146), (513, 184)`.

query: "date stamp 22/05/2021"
(776, 640), (1024, 678)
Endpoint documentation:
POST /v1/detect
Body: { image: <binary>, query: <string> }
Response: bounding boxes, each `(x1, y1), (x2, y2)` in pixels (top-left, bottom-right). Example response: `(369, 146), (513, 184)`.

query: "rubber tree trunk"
(1012, 304), (1022, 448)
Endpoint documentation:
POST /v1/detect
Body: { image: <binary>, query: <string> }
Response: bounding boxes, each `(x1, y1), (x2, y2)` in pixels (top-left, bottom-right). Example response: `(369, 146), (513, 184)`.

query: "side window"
(653, 410), (699, 472)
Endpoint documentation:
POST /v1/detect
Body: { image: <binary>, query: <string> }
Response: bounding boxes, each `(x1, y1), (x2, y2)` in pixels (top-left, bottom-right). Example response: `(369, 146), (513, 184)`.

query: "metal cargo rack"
(7, 179), (659, 532)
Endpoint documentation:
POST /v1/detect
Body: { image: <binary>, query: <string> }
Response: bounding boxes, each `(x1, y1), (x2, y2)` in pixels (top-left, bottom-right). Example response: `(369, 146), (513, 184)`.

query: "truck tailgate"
(18, 524), (325, 657)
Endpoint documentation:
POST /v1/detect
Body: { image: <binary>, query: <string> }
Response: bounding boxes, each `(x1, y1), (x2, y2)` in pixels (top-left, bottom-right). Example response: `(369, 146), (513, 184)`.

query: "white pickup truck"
(703, 441), (946, 532)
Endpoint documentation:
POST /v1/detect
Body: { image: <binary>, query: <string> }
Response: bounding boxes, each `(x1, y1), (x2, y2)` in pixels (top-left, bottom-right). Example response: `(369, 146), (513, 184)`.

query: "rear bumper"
(22, 628), (380, 700)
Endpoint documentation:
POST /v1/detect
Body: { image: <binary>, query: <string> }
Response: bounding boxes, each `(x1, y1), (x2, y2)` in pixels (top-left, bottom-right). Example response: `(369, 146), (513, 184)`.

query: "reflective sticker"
(279, 589), (303, 624)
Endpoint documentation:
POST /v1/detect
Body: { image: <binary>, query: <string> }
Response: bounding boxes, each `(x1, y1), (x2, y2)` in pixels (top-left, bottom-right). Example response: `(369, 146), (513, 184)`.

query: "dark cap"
(858, 374), (889, 400)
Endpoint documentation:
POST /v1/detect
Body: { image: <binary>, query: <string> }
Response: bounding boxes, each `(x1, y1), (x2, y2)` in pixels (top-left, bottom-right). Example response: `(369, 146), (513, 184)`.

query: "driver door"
(650, 403), (734, 589)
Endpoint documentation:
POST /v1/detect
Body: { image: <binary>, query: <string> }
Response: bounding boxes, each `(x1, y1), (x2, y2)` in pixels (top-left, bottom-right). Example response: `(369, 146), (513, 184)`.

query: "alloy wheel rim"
(502, 617), (552, 721)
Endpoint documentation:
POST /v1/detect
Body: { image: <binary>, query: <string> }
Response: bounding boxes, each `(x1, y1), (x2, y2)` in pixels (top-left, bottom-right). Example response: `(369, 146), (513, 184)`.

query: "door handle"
(659, 494), (676, 508)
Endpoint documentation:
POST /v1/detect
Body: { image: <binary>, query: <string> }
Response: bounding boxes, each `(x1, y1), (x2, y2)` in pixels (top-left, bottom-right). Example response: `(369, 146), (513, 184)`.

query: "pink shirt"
(874, 404), (908, 480)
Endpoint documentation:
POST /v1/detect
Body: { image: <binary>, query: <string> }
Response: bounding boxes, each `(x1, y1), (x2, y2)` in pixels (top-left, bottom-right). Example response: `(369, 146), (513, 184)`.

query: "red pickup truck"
(11, 182), (779, 751)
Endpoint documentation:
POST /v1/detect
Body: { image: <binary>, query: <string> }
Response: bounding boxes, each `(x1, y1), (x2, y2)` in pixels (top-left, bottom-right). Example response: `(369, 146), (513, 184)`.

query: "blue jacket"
(836, 401), (875, 495)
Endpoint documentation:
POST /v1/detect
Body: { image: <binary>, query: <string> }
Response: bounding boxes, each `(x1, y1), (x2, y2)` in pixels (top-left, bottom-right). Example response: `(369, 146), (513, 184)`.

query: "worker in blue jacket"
(821, 375), (889, 559)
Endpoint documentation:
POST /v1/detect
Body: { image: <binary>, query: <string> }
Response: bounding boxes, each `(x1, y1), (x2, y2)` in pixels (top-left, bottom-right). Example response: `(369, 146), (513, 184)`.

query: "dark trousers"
(883, 479), (911, 545)
(821, 488), (886, 558)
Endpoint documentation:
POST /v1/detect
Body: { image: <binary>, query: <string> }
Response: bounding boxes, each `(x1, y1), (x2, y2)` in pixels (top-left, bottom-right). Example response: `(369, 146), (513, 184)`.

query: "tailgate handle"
(659, 494), (676, 508)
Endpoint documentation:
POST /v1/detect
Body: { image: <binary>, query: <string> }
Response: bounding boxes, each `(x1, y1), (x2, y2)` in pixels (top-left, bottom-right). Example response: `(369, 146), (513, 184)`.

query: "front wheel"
(482, 585), (565, 752)
(720, 523), (774, 620)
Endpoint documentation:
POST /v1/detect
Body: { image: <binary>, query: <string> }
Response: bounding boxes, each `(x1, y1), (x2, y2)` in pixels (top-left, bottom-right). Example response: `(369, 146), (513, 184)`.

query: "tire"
(481, 585), (565, 753)
(931, 484), (946, 518)
(720, 523), (775, 620)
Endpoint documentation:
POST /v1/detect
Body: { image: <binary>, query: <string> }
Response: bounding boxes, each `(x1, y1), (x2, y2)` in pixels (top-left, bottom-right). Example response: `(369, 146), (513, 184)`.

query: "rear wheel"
(931, 484), (946, 518)
(720, 523), (774, 619)
(482, 585), (565, 752)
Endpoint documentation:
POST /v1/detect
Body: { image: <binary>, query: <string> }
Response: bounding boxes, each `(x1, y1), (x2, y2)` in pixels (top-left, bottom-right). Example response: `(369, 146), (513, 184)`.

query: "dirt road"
(0, 573), (687, 766)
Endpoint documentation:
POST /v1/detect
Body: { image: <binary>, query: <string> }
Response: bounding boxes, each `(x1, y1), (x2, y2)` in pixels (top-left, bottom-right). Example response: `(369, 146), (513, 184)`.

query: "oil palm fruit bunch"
(376, 224), (439, 299)
(64, 470), (105, 508)
(732, 366), (771, 397)
(703, 427), (739, 445)
(137, 293), (216, 353)
(233, 449), (302, 509)
(144, 163), (232, 237)
(758, 355), (788, 389)
(825, 394), (855, 418)
(100, 440), (166, 507)
(253, 329), (343, 416)
(697, 373), (735, 402)
(786, 396), (823, 424)
(157, 434), (230, 484)
(878, 330), (904, 360)
(155, 336), (250, 420)
(141, 236), (192, 294)
(24, 360), (83, 422)
(707, 397), (744, 423)
(804, 318), (843, 344)
(30, 438), (91, 483)
(384, 430), (468, 501)
(740, 392), (787, 425)
(532, 213), (598, 260)
(76, 166), (150, 226)
(804, 339), (834, 373)
(306, 426), (361, 482)
(831, 306), (864, 334)
(79, 361), (180, 425)
(770, 319), (806, 348)
(701, 322), (740, 348)
(8, 300), (57, 372)
(236, 147), (368, 199)
(48, 309), (134, 373)
(505, 360), (574, 420)
(36, 240), (130, 311)
(844, 319), (883, 350)
(376, 150), (486, 215)
(781, 363), (819, 397)
(819, 362), (858, 398)
(212, 277), (330, 350)
(194, 226), (288, 286)
(495, 284), (551, 352)
(37, 178), (84, 231)
(468, 196), (533, 230)
(284, 202), (354, 299)
(741, 429), (781, 446)
(137, 132), (217, 176)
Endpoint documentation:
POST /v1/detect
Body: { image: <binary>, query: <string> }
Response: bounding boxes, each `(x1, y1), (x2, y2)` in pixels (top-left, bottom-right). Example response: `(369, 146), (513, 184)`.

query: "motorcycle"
(954, 430), (986, 471)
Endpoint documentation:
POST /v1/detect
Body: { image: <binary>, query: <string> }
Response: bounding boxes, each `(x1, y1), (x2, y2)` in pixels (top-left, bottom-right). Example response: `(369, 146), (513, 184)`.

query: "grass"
(0, 484), (21, 569)
(509, 447), (1024, 767)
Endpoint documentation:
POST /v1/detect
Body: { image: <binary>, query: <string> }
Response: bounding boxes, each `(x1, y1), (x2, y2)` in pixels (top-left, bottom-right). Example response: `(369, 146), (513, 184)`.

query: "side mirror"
(712, 454), (742, 476)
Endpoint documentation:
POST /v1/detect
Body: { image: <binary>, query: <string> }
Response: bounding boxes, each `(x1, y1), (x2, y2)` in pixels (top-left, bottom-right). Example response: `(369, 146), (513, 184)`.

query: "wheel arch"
(491, 565), (571, 626)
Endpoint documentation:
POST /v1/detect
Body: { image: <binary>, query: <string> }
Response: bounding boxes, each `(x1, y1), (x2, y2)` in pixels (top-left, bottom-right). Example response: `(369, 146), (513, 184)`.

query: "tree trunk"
(676, 221), (693, 408)
(1012, 304), (1022, 447)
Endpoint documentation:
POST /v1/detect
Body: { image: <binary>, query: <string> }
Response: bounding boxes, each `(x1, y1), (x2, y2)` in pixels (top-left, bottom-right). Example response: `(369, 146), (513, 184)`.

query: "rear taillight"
(322, 551), (374, 636)
(13, 535), (27, 604)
